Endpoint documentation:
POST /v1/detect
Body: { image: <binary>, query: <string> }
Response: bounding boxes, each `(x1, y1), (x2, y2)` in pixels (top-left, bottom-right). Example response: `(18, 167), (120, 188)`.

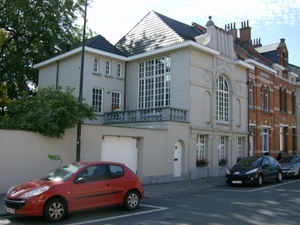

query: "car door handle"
(106, 183), (110, 187)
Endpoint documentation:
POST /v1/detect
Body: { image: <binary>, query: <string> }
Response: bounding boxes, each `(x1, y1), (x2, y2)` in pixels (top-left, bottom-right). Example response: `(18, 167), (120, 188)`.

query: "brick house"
(226, 21), (298, 156)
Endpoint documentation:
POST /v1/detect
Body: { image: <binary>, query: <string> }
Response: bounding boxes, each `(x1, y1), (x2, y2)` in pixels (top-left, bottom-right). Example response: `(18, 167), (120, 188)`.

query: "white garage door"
(102, 136), (138, 173)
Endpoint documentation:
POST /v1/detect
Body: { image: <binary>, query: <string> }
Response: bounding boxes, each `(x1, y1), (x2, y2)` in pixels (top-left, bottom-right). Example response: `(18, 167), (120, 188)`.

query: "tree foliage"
(0, 0), (87, 99)
(0, 82), (11, 115)
(0, 86), (96, 138)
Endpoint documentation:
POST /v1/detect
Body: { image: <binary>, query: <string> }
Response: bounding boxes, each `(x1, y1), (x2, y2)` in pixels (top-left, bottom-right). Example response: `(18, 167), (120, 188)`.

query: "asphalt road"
(1, 178), (300, 225)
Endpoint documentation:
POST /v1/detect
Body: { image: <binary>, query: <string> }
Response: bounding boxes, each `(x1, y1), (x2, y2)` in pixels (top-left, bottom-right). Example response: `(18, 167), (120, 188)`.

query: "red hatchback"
(4, 161), (144, 222)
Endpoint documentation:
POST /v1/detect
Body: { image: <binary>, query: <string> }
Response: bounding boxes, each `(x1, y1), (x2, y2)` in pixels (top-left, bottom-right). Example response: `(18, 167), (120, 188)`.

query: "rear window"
(109, 165), (124, 178)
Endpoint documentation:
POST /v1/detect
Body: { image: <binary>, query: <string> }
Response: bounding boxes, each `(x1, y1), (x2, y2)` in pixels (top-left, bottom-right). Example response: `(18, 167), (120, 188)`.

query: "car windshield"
(41, 163), (83, 181)
(279, 156), (294, 164)
(235, 157), (262, 167)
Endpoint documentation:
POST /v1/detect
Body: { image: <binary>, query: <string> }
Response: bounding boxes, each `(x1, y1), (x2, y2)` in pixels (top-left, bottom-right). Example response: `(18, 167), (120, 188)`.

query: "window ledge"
(105, 74), (113, 78)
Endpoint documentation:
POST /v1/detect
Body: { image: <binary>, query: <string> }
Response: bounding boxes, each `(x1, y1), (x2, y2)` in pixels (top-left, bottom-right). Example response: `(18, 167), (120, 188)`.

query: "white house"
(34, 11), (252, 184)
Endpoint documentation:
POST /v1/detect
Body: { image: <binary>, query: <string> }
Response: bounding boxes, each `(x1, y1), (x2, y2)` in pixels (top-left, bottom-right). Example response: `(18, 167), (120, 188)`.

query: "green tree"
(0, 86), (96, 138)
(0, 82), (11, 116)
(0, 0), (87, 99)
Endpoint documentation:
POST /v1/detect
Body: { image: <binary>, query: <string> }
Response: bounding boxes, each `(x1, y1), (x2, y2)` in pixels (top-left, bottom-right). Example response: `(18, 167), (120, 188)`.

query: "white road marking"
(213, 179), (300, 193)
(65, 204), (169, 225)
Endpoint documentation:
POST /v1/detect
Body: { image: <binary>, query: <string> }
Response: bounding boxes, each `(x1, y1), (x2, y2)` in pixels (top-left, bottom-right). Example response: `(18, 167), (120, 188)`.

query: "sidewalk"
(0, 176), (225, 216)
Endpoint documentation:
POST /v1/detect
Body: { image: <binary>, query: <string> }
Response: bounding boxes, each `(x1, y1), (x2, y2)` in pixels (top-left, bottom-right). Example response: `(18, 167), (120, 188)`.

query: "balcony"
(104, 107), (189, 124)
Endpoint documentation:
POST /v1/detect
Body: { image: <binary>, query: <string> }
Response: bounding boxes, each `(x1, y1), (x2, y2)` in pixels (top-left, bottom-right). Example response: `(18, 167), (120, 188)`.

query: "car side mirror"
(262, 164), (269, 169)
(74, 177), (87, 184)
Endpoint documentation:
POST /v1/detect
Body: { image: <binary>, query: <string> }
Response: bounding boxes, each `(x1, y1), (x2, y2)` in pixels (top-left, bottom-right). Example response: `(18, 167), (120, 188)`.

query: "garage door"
(102, 136), (138, 174)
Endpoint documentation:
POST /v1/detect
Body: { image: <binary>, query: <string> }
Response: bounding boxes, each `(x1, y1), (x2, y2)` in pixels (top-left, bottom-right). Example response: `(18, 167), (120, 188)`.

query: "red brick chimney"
(239, 20), (251, 43)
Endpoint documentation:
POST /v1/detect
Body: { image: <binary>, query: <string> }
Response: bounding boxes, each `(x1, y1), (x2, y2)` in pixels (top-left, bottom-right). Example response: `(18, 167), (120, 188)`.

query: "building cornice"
(34, 47), (127, 69)
(288, 72), (298, 78)
(245, 59), (277, 74)
(234, 60), (255, 70)
(34, 40), (220, 68)
(126, 40), (219, 61)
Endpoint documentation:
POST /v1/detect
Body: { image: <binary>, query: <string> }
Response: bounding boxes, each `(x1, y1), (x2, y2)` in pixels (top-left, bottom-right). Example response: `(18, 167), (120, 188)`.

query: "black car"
(279, 155), (300, 178)
(225, 156), (282, 186)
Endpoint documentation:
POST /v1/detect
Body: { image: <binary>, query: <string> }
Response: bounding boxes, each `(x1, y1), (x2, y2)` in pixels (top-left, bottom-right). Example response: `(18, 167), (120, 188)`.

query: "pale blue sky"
(85, 0), (300, 66)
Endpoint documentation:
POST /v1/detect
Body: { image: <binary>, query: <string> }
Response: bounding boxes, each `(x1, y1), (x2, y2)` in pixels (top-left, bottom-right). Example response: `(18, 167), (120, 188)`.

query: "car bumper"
(225, 173), (258, 185)
(282, 170), (299, 177)
(4, 197), (45, 217)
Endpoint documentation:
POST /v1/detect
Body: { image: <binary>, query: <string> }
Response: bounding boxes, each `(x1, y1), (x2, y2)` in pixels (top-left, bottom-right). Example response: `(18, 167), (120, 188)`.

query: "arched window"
(216, 75), (229, 122)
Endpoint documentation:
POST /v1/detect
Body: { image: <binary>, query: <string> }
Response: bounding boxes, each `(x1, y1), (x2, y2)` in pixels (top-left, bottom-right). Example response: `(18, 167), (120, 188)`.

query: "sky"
(83, 0), (300, 66)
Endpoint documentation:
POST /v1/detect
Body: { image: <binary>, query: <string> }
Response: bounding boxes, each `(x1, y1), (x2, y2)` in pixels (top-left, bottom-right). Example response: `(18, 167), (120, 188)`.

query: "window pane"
(138, 56), (171, 109)
(92, 88), (102, 112)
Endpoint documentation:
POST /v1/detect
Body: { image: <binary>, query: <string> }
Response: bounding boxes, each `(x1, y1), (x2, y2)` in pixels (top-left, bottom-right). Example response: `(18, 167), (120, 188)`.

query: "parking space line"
(248, 179), (300, 192)
(213, 180), (300, 193)
(65, 205), (169, 225)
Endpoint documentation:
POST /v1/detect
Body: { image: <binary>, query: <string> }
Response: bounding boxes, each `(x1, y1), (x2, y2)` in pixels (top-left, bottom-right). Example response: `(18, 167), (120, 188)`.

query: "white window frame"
(196, 135), (205, 160)
(117, 63), (122, 78)
(249, 82), (253, 108)
(237, 137), (242, 159)
(261, 86), (264, 110)
(265, 87), (269, 111)
(216, 76), (229, 122)
(93, 57), (100, 73)
(105, 60), (111, 75)
(261, 127), (269, 152)
(111, 91), (121, 111)
(138, 56), (171, 109)
(218, 136), (226, 160)
(92, 88), (103, 113)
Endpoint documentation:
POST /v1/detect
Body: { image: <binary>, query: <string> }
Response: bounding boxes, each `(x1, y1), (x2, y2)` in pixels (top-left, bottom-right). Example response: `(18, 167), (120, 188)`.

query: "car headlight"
(246, 168), (258, 174)
(289, 166), (297, 172)
(226, 169), (230, 174)
(7, 185), (16, 195)
(21, 186), (50, 198)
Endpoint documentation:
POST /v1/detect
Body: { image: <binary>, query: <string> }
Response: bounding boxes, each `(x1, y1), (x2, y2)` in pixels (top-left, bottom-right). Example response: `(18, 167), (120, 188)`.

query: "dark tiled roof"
(84, 35), (125, 56)
(70, 35), (125, 56)
(115, 11), (204, 56)
(154, 11), (204, 41)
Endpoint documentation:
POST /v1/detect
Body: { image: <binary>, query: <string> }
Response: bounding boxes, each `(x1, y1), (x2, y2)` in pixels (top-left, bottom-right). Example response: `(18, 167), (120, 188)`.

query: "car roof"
(73, 161), (126, 167)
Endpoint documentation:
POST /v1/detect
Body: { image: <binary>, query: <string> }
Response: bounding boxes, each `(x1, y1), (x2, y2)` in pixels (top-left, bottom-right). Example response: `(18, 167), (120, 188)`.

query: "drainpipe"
(123, 62), (127, 110)
(247, 69), (250, 156)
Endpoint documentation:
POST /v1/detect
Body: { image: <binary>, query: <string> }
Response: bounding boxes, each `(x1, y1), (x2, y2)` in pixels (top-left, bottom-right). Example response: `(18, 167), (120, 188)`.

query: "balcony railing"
(104, 107), (189, 124)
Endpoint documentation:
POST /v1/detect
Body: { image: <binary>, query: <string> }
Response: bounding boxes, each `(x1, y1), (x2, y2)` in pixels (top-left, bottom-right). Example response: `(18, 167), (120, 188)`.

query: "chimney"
(252, 38), (262, 47)
(239, 20), (251, 43)
(225, 23), (237, 40)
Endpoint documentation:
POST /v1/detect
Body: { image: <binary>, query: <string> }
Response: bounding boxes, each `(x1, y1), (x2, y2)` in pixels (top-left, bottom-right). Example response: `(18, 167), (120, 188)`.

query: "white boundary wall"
(0, 128), (77, 194)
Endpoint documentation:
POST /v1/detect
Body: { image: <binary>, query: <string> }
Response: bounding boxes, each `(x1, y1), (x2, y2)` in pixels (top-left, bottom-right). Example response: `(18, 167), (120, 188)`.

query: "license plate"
(232, 180), (242, 184)
(5, 206), (15, 214)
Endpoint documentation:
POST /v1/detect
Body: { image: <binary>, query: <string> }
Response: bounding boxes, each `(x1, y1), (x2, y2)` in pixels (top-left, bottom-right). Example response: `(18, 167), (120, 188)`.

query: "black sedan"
(279, 155), (300, 178)
(225, 156), (282, 186)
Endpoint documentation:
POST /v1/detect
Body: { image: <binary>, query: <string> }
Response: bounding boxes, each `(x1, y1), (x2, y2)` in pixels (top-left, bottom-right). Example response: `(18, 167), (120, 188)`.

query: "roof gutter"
(126, 40), (219, 61)
(34, 40), (219, 68)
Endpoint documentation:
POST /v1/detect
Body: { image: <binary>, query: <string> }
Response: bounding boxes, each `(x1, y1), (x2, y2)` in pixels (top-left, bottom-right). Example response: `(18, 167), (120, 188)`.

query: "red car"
(4, 161), (144, 222)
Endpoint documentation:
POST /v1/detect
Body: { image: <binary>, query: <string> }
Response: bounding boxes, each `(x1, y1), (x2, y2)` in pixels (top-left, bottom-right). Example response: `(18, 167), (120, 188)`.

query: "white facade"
(34, 13), (252, 184)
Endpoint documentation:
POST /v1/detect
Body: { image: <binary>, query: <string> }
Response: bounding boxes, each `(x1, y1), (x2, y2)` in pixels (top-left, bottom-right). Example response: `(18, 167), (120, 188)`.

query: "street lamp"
(76, 0), (88, 161)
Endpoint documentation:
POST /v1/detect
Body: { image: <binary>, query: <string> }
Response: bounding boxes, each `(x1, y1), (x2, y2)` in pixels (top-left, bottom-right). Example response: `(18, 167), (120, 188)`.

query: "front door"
(174, 141), (182, 177)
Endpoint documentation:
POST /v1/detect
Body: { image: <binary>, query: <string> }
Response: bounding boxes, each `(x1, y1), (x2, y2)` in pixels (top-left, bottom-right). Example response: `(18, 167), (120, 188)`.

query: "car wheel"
(43, 198), (67, 222)
(276, 171), (283, 182)
(123, 190), (140, 210)
(256, 174), (263, 186)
